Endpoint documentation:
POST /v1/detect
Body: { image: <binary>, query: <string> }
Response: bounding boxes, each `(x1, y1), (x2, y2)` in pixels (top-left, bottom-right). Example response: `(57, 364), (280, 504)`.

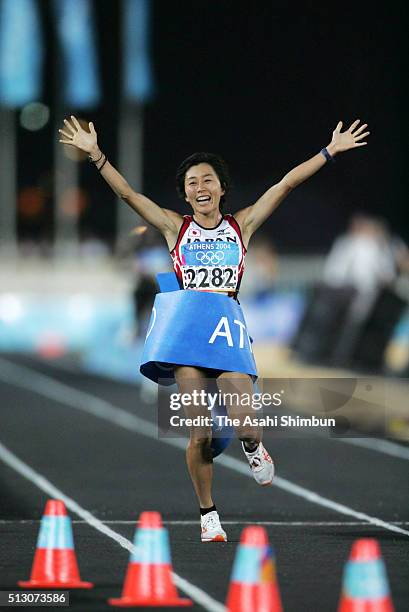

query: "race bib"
(181, 242), (240, 292)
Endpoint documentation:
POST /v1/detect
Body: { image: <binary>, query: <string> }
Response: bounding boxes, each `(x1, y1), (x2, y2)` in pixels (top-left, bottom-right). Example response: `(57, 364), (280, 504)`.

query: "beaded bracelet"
(88, 151), (103, 165)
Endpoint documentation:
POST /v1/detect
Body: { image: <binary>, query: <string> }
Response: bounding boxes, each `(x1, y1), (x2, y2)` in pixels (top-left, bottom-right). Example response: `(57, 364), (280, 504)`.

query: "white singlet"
(170, 214), (247, 296)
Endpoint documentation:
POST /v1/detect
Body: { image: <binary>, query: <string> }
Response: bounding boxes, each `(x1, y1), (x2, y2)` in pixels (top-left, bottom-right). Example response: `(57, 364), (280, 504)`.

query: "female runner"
(59, 117), (369, 541)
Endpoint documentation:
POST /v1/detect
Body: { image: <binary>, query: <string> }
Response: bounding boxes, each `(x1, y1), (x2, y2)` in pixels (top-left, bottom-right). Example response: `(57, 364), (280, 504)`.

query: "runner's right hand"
(58, 115), (98, 154)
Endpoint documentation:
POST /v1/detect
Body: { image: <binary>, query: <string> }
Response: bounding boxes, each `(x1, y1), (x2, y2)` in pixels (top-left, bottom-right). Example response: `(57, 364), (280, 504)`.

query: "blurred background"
(1, 1), (409, 436)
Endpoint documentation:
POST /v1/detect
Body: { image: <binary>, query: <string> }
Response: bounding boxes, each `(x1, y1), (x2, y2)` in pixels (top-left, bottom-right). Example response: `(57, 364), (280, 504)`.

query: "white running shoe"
(242, 441), (274, 486)
(200, 511), (227, 542)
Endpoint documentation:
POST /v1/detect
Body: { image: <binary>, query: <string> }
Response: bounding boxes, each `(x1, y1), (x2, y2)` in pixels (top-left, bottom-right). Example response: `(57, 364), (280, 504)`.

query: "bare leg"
(217, 372), (274, 486)
(174, 366), (214, 508)
(217, 371), (261, 446)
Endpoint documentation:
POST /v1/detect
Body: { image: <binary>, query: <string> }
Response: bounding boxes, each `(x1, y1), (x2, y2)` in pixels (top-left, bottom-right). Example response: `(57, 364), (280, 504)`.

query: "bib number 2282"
(182, 266), (237, 290)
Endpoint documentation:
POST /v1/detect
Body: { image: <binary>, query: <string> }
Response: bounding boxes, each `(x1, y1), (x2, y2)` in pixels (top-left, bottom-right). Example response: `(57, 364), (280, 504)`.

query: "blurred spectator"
(323, 214), (407, 296)
(292, 213), (409, 371)
(132, 273), (158, 338)
(323, 213), (409, 321)
(125, 227), (172, 338)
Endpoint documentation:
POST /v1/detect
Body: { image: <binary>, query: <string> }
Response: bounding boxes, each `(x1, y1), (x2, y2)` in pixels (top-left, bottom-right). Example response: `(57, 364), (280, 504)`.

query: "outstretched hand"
(329, 119), (370, 154)
(59, 115), (98, 154)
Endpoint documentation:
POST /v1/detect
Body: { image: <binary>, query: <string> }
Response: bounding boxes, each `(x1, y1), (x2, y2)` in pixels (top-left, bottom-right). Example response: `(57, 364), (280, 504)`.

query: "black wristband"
(98, 156), (108, 172)
(320, 147), (335, 163)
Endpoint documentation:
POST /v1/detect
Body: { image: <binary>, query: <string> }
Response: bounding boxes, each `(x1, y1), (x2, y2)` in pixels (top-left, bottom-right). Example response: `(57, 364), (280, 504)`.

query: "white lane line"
(0, 444), (132, 550)
(0, 358), (408, 539)
(215, 453), (409, 537)
(3, 519), (409, 530)
(0, 441), (225, 612)
(2, 520), (406, 527)
(275, 422), (409, 462)
(339, 437), (409, 461)
(86, 520), (409, 527)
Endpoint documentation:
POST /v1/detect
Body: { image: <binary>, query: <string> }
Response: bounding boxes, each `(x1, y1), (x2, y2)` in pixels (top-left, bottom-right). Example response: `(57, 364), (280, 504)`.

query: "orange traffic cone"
(226, 525), (282, 611)
(19, 499), (93, 589)
(108, 511), (192, 607)
(338, 538), (394, 611)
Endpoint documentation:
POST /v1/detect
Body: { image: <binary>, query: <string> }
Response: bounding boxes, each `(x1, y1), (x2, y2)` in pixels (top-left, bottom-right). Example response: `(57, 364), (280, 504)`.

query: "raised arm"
(59, 116), (182, 248)
(235, 119), (370, 245)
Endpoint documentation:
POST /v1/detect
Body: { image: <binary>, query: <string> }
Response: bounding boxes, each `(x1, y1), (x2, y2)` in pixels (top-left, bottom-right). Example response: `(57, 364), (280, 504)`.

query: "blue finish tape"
(140, 290), (257, 384)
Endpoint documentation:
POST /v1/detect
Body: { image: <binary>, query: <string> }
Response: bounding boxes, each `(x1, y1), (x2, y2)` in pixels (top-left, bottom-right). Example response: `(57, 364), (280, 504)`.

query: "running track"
(0, 354), (408, 611)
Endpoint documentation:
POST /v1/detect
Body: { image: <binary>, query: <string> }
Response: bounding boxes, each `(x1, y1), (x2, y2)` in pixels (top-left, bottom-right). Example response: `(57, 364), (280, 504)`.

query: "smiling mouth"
(196, 196), (211, 203)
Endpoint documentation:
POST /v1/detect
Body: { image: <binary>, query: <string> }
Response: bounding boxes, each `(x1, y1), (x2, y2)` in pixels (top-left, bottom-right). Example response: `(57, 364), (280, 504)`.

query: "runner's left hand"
(329, 119), (370, 153)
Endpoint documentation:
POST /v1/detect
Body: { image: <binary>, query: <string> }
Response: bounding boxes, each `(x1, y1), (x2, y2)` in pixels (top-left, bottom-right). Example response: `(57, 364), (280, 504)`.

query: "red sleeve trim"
(170, 215), (191, 255)
(226, 214), (247, 254)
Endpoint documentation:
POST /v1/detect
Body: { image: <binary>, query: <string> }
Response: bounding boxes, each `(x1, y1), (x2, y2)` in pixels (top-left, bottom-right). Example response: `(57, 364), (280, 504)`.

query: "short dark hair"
(176, 152), (230, 211)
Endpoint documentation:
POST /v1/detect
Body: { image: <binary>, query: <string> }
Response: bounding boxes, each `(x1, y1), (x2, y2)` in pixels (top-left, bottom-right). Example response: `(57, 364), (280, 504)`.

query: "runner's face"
(184, 163), (225, 214)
